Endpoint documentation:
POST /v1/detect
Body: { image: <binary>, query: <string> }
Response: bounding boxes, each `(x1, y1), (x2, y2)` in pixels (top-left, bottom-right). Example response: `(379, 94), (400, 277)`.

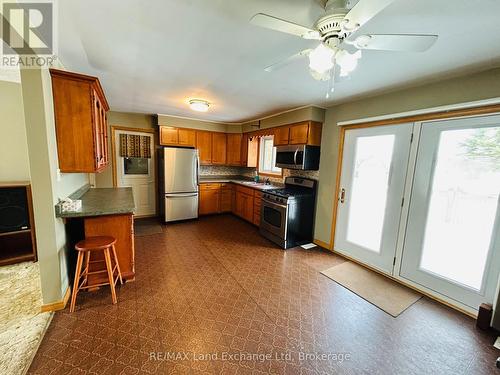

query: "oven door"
(275, 145), (305, 169)
(261, 198), (288, 239)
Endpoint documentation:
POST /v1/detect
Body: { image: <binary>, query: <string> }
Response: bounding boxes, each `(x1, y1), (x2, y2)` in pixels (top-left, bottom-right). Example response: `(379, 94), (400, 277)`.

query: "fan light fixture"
(308, 43), (335, 74)
(336, 50), (362, 77)
(189, 99), (210, 112)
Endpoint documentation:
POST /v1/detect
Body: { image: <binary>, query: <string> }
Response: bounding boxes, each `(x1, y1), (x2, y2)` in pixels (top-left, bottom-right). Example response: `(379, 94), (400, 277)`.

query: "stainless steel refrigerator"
(158, 147), (199, 222)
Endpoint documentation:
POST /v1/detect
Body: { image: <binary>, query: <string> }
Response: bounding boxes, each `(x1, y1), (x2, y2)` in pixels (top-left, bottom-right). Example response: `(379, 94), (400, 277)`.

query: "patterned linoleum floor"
(28, 215), (499, 374)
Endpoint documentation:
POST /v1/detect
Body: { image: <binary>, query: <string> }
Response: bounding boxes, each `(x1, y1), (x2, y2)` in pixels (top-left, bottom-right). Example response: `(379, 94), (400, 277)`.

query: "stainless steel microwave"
(275, 145), (320, 170)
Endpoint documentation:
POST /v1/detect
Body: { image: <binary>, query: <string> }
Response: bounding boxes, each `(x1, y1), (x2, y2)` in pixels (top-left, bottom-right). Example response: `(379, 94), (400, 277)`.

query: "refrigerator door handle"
(165, 193), (198, 198)
(196, 155), (200, 186)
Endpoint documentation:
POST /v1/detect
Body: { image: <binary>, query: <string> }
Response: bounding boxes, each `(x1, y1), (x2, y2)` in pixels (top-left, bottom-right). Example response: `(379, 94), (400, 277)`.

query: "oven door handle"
(262, 198), (288, 209)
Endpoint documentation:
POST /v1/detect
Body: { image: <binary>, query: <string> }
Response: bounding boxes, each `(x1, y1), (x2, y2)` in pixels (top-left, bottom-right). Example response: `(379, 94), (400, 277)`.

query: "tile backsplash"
(200, 165), (319, 183)
(199, 165), (255, 177)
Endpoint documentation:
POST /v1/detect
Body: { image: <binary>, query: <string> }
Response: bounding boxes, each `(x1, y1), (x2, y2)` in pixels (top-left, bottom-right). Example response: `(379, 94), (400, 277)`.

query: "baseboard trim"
(41, 285), (71, 312)
(313, 239), (331, 250)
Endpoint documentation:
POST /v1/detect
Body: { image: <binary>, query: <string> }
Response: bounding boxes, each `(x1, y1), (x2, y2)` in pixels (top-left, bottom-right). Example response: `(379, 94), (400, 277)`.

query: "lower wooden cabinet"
(234, 186), (254, 223)
(220, 183), (233, 212)
(199, 183), (263, 225)
(253, 191), (262, 226)
(199, 184), (220, 215)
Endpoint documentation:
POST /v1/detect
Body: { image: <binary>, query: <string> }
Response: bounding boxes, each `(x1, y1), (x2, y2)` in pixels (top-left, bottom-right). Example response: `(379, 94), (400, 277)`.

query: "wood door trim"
(326, 104), (500, 251)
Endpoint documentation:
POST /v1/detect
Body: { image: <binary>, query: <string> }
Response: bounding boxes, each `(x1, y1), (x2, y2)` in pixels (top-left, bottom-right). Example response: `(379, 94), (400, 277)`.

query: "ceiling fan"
(250, 0), (438, 83)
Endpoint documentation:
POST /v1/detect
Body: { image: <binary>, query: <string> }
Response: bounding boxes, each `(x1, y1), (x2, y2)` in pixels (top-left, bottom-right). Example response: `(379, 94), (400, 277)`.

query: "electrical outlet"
(56, 168), (62, 182)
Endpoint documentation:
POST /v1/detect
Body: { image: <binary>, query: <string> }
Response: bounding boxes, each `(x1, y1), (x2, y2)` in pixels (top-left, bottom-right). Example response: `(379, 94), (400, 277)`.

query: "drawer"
(236, 185), (255, 196)
(220, 182), (233, 190)
(199, 183), (221, 190)
(254, 190), (263, 199)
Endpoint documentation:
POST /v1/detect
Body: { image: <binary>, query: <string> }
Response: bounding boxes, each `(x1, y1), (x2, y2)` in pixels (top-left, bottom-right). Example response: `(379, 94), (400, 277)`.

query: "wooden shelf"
(0, 229), (31, 237)
(0, 184), (37, 266)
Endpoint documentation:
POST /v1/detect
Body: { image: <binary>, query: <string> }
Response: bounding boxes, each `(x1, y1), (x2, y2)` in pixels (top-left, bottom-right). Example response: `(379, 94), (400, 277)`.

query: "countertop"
(199, 175), (282, 190)
(56, 187), (135, 218)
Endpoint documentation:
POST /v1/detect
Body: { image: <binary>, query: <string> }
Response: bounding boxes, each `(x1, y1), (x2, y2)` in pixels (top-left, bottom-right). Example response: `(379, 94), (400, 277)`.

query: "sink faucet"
(265, 178), (270, 185)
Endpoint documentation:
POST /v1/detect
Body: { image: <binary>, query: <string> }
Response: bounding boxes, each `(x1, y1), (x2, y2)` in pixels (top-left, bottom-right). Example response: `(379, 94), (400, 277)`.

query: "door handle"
(340, 188), (346, 204)
(293, 149), (298, 165)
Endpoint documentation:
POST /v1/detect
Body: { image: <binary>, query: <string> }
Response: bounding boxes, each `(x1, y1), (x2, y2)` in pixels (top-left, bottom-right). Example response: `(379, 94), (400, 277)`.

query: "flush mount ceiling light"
(188, 99), (210, 112)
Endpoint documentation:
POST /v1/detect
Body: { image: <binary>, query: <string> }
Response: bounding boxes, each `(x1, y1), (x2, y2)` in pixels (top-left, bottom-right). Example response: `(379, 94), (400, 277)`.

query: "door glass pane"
(124, 157), (149, 175)
(419, 127), (500, 290)
(347, 135), (395, 252)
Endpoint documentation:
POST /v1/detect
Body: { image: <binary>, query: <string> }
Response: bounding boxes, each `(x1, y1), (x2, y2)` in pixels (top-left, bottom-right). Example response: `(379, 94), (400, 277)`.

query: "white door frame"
(333, 112), (500, 316)
(111, 126), (157, 218)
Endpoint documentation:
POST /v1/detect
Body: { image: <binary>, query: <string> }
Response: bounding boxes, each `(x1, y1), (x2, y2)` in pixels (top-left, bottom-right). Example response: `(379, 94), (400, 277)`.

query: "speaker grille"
(0, 187), (30, 233)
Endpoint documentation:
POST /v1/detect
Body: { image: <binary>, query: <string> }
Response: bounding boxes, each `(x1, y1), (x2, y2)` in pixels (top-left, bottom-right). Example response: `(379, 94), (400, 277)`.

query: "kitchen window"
(259, 136), (282, 176)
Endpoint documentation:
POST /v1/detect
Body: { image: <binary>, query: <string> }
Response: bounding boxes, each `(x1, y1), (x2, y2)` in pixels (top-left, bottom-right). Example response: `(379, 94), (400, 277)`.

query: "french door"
(335, 114), (500, 310)
(400, 116), (500, 309)
(334, 123), (413, 274)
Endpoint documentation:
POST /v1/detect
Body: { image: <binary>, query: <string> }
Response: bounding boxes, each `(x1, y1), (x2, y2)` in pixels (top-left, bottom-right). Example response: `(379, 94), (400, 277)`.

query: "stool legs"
(104, 248), (117, 305)
(111, 244), (123, 285)
(70, 251), (85, 313)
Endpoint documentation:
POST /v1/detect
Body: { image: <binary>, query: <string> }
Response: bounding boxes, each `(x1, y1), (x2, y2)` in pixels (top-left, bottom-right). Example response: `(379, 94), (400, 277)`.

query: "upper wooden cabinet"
(226, 133), (242, 166)
(50, 69), (110, 173)
(272, 121), (322, 146)
(211, 133), (227, 165)
(273, 126), (290, 146)
(159, 126), (196, 147)
(289, 122), (309, 144)
(160, 127), (178, 145)
(178, 129), (196, 146)
(196, 131), (212, 165)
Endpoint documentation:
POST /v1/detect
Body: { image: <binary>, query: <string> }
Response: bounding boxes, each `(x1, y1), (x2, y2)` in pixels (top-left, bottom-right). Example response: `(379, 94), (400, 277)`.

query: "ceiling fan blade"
(343, 0), (396, 30)
(250, 13), (321, 40)
(352, 34), (438, 52)
(264, 49), (312, 72)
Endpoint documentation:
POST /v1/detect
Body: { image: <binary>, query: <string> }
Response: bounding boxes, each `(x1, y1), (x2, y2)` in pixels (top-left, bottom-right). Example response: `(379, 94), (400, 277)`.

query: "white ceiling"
(58, 0), (500, 123)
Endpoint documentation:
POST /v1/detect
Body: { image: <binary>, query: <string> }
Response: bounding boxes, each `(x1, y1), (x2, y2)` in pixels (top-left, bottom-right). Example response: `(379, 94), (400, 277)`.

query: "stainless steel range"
(260, 177), (316, 249)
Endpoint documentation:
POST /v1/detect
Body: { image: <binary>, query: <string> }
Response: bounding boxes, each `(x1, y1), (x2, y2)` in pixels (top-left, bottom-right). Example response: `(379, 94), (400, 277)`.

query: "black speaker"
(0, 186), (30, 233)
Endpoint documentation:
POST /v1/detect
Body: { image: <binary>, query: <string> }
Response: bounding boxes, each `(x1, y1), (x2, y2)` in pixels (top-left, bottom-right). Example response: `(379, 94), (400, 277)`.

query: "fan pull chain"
(326, 63), (336, 99)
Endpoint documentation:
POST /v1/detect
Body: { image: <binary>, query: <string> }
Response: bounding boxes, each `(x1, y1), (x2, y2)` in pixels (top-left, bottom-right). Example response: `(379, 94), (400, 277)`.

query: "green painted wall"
(0, 81), (30, 181)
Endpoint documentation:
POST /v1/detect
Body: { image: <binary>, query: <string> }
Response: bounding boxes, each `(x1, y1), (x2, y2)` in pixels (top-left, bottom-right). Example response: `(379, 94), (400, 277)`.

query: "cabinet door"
(212, 133), (227, 165)
(160, 127), (179, 145)
(243, 193), (254, 222)
(220, 186), (232, 212)
(235, 191), (245, 218)
(289, 122), (310, 145)
(178, 129), (196, 147)
(199, 188), (220, 215)
(240, 134), (248, 166)
(226, 134), (242, 166)
(92, 92), (104, 169)
(101, 109), (109, 165)
(273, 126), (290, 146)
(196, 131), (212, 165)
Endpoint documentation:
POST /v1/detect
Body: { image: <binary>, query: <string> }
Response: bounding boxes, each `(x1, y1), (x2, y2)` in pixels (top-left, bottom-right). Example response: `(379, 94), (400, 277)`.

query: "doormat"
(321, 261), (422, 317)
(134, 218), (163, 236)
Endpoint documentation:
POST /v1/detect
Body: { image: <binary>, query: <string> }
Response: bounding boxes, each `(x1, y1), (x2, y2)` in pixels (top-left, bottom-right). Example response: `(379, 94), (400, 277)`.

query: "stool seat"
(75, 236), (117, 251)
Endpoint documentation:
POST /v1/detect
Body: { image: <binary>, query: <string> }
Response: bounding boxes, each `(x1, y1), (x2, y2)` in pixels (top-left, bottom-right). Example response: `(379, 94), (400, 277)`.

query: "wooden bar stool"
(70, 236), (123, 312)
